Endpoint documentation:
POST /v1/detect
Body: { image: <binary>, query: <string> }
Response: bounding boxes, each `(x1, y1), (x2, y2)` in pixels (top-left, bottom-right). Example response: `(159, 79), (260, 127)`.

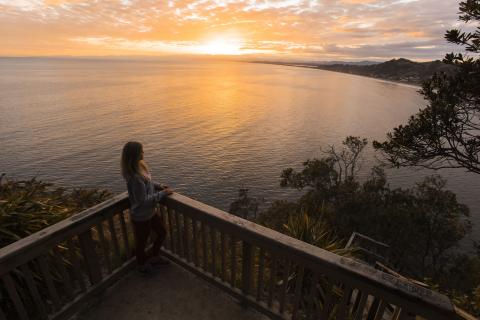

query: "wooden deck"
(0, 192), (462, 320)
(77, 262), (267, 320)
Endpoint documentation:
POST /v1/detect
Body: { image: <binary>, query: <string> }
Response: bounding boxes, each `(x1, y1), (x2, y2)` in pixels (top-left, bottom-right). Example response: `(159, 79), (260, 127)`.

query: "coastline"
(248, 61), (422, 89)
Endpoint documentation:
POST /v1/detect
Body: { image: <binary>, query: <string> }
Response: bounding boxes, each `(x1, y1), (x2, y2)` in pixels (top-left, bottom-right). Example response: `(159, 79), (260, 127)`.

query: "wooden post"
(2, 273), (29, 320)
(79, 229), (103, 285)
(20, 263), (47, 319)
(241, 242), (254, 297)
(256, 248), (265, 301)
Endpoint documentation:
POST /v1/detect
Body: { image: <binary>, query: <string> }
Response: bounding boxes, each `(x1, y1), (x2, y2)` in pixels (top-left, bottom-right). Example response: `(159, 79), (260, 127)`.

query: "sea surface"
(1, 57), (478, 246)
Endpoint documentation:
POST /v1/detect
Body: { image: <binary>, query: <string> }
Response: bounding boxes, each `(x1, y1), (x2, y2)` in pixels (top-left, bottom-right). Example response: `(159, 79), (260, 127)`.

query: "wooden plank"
(174, 209), (183, 257)
(66, 239), (86, 293)
(256, 248), (265, 301)
(268, 254), (278, 308)
(292, 265), (305, 320)
(96, 223), (112, 274)
(107, 217), (121, 264)
(38, 255), (61, 310)
(221, 233), (227, 282)
(230, 236), (237, 288)
(119, 211), (131, 259)
(306, 272), (319, 320)
(2, 273), (29, 320)
(336, 285), (353, 320)
(202, 221), (208, 272)
(354, 292), (369, 320)
(241, 242), (253, 296)
(279, 260), (291, 314)
(211, 229), (217, 277)
(320, 281), (336, 320)
(78, 230), (102, 285)
(183, 214), (190, 262)
(192, 218), (199, 266)
(20, 263), (48, 319)
(373, 300), (386, 320)
(167, 207), (175, 253)
(53, 247), (74, 300)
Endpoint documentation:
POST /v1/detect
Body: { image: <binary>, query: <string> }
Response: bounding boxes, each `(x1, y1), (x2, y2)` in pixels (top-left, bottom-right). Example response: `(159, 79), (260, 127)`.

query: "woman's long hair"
(121, 141), (150, 181)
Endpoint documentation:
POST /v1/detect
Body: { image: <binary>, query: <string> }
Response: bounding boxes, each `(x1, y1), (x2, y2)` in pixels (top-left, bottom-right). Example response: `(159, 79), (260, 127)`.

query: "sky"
(0, 0), (463, 61)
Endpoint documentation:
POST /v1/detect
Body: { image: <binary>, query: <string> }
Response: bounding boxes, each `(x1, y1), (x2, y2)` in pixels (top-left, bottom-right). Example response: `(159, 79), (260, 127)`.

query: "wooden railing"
(0, 192), (459, 320)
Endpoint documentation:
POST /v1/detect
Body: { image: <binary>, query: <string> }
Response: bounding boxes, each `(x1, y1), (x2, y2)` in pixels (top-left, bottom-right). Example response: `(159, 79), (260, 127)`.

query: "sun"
(197, 38), (244, 55)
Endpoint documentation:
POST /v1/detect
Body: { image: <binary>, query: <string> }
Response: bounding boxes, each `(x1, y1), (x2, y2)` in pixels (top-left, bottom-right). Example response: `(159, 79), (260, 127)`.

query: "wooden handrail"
(0, 192), (460, 320)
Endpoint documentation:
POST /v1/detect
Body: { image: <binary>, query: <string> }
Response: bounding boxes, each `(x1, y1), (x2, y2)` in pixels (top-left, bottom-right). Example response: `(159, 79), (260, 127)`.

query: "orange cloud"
(0, 0), (459, 60)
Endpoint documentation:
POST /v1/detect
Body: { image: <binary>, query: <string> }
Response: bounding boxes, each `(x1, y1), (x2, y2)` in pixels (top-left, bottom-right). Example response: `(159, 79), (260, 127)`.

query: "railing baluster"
(256, 248), (265, 301)
(320, 281), (336, 320)
(53, 246), (74, 300)
(96, 222), (113, 274)
(108, 216), (121, 263)
(241, 242), (253, 297)
(20, 263), (47, 319)
(174, 209), (183, 257)
(119, 211), (131, 259)
(230, 236), (237, 287)
(373, 300), (386, 320)
(306, 272), (319, 320)
(279, 259), (291, 315)
(2, 273), (29, 320)
(292, 265), (305, 320)
(192, 218), (199, 265)
(336, 285), (353, 320)
(354, 292), (369, 320)
(67, 238), (86, 292)
(221, 232), (227, 282)
(38, 255), (61, 310)
(167, 207), (175, 253)
(268, 254), (277, 308)
(211, 229), (217, 277)
(202, 221), (208, 272)
(79, 229), (103, 285)
(183, 214), (190, 262)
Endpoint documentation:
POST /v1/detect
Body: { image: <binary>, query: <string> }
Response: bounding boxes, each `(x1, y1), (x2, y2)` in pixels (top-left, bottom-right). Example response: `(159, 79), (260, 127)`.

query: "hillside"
(312, 58), (455, 85)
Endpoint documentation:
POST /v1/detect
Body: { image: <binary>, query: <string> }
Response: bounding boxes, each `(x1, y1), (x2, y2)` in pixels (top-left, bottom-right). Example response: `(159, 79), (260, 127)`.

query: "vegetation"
(374, 0), (480, 174)
(248, 136), (480, 315)
(0, 174), (112, 248)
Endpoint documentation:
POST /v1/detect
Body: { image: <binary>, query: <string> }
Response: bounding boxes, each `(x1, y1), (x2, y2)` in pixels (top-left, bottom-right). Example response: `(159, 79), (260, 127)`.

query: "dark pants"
(132, 214), (167, 265)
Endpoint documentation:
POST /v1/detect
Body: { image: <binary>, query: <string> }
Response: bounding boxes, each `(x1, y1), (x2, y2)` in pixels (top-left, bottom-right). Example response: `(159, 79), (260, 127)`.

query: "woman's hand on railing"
(163, 187), (174, 195)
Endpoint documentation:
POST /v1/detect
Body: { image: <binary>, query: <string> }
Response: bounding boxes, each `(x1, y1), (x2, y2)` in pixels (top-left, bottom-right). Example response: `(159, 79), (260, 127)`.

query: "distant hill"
(315, 58), (455, 85)
(253, 58), (456, 85)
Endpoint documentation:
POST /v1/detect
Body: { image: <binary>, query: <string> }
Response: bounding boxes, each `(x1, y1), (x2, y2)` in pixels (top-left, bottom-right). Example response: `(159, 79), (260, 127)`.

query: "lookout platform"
(77, 261), (266, 320)
(0, 191), (470, 320)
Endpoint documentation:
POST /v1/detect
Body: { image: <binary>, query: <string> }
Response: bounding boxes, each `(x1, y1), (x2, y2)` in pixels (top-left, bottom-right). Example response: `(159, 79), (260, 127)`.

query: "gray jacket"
(126, 174), (167, 221)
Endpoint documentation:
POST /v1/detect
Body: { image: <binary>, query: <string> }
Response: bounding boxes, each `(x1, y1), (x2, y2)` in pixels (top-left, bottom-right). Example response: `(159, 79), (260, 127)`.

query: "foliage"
(228, 188), (263, 219)
(257, 136), (478, 315)
(374, 0), (480, 174)
(282, 208), (353, 257)
(0, 174), (112, 248)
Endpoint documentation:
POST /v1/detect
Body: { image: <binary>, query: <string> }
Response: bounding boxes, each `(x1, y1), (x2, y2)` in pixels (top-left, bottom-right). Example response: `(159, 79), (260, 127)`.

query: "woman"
(121, 141), (173, 275)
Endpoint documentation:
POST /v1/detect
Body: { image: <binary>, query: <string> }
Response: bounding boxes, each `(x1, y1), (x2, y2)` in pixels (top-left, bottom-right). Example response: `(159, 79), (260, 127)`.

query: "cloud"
(0, 0), (462, 60)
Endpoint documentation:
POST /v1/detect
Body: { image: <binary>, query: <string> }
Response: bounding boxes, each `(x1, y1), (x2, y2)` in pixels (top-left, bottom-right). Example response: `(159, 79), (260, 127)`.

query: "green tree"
(373, 0), (480, 174)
